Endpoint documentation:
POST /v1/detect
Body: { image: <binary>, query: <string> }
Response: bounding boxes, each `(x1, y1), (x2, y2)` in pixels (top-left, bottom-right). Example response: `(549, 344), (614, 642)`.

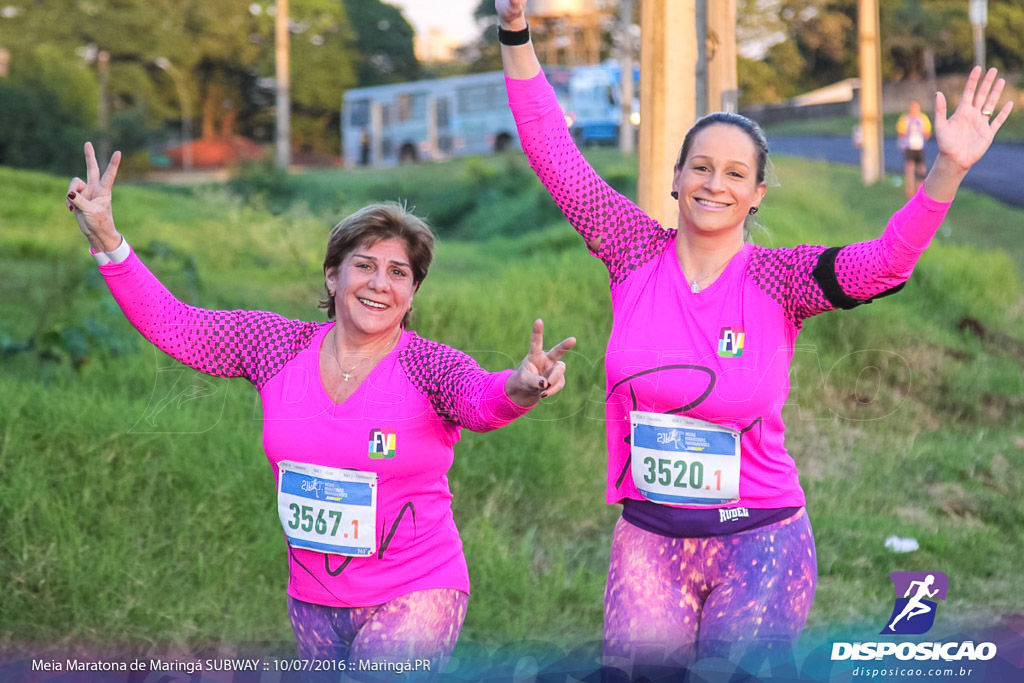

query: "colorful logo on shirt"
(880, 571), (948, 635)
(368, 428), (397, 459)
(718, 327), (745, 357)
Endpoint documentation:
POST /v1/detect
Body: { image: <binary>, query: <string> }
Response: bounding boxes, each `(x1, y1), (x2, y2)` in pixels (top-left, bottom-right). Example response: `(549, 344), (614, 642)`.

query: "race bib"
(277, 461), (377, 557)
(630, 411), (741, 506)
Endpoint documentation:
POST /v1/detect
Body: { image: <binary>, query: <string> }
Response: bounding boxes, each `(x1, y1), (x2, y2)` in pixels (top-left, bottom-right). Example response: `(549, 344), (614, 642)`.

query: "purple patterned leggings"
(287, 589), (468, 682)
(603, 508), (816, 676)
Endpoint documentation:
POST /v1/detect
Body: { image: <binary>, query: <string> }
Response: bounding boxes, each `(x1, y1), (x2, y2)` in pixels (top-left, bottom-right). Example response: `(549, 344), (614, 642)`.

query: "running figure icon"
(888, 574), (939, 631)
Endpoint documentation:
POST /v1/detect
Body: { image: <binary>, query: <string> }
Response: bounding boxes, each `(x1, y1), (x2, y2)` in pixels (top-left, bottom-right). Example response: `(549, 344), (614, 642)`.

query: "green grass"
(1, 153), (1023, 661)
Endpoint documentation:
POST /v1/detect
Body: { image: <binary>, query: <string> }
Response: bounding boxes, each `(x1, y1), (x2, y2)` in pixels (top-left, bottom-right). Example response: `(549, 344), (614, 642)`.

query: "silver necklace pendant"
(342, 372), (352, 382)
(691, 281), (701, 294)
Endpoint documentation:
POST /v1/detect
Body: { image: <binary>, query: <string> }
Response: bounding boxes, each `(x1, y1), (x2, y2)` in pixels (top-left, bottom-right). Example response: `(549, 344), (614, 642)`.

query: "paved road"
(767, 136), (1024, 208)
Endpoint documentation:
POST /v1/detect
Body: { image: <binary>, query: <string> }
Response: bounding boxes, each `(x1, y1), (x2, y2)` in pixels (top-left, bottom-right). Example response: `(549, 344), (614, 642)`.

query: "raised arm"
(401, 320), (574, 433)
(497, 0), (669, 285)
(924, 66), (1013, 201)
(831, 67), (1012, 299)
(66, 143), (318, 388)
(497, 0), (540, 79)
(779, 68), (1013, 325)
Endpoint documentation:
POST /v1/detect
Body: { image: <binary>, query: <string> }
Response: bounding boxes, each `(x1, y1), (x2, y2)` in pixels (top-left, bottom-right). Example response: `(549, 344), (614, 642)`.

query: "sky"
(387, 0), (483, 46)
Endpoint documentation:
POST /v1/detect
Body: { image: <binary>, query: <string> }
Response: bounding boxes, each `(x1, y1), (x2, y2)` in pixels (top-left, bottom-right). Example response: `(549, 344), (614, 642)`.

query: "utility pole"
(858, 0), (884, 185)
(275, 0), (291, 169)
(97, 50), (110, 164)
(695, 0), (707, 116)
(155, 57), (194, 171)
(706, 0), (738, 113)
(426, 96), (439, 160)
(638, 0), (697, 230)
(618, 0), (635, 155)
(970, 0), (987, 69)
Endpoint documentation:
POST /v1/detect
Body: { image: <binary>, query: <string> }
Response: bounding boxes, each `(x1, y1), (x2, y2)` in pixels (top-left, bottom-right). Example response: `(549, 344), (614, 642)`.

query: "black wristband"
(498, 22), (530, 46)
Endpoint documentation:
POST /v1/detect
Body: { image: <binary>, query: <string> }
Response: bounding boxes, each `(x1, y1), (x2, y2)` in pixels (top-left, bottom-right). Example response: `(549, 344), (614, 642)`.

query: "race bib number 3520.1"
(277, 461), (377, 557)
(630, 411), (740, 506)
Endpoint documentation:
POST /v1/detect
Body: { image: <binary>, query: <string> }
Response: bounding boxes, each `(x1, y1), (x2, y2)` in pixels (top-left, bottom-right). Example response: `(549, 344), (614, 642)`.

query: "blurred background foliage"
(2, 0), (1023, 175)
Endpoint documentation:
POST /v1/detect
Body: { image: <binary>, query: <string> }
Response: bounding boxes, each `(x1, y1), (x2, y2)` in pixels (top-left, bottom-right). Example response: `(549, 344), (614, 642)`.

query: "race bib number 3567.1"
(277, 461), (377, 557)
(630, 411), (740, 506)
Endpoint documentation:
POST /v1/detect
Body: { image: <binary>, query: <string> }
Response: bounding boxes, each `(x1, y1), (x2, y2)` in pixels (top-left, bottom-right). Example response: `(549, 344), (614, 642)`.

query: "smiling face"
(325, 237), (415, 342)
(672, 123), (767, 237)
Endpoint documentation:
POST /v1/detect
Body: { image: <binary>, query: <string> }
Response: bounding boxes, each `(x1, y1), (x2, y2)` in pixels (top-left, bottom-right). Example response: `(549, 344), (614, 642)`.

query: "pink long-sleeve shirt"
(507, 70), (950, 510)
(100, 251), (530, 607)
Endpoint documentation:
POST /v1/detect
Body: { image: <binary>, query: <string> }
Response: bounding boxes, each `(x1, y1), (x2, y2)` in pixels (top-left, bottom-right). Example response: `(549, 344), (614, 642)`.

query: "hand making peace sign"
(506, 319), (577, 407)
(66, 141), (122, 252)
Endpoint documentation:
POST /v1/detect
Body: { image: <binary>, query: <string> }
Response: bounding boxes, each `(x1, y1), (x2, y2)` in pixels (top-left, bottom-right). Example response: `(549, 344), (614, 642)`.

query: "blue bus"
(341, 68), (573, 167)
(565, 61), (640, 146)
(340, 63), (635, 166)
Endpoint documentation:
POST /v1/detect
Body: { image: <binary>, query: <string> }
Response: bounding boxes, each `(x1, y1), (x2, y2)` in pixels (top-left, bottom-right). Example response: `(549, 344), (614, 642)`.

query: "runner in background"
(897, 100), (933, 199)
(496, 0), (1013, 677)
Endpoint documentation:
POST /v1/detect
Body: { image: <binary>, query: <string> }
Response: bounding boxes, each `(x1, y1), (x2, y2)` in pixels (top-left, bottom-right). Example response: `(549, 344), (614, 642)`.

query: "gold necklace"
(336, 329), (401, 382)
(689, 257), (733, 294)
(339, 360), (363, 382)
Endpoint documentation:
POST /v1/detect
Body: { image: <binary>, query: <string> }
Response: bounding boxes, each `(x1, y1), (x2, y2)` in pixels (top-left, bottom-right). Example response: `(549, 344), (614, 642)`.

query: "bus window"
(437, 98), (451, 129)
(411, 93), (426, 120)
(396, 92), (427, 122)
(349, 99), (370, 128)
(396, 94), (413, 121)
(457, 83), (504, 114)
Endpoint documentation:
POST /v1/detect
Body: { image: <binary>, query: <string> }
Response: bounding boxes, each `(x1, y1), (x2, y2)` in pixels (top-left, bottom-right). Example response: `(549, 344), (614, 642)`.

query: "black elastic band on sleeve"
(812, 246), (906, 310)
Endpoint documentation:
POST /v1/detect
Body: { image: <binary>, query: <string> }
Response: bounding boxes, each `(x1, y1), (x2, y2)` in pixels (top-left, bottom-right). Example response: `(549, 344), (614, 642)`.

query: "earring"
(748, 206), (759, 215)
(670, 191), (679, 200)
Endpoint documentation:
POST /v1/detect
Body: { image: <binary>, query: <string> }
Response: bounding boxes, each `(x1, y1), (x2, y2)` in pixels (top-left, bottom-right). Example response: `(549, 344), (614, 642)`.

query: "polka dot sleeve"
(749, 244), (834, 328)
(750, 188), (951, 328)
(505, 72), (671, 286)
(400, 335), (530, 432)
(99, 249), (322, 390)
(830, 187), (951, 301)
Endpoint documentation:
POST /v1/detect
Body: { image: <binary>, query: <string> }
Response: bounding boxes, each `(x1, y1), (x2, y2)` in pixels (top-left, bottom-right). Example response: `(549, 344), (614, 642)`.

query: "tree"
(736, 0), (1024, 103)
(984, 0), (1024, 72)
(344, 0), (420, 85)
(0, 0), (185, 121)
(0, 0), (360, 165)
(0, 44), (98, 172)
(252, 0), (359, 153)
(880, 0), (962, 81)
(737, 0), (789, 59)
(464, 0), (503, 73)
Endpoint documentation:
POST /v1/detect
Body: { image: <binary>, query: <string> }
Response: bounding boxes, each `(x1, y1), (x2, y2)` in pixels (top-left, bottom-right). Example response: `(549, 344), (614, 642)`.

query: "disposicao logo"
(368, 428), (396, 459)
(717, 327), (744, 357)
(882, 571), (947, 635)
(830, 570), (997, 662)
